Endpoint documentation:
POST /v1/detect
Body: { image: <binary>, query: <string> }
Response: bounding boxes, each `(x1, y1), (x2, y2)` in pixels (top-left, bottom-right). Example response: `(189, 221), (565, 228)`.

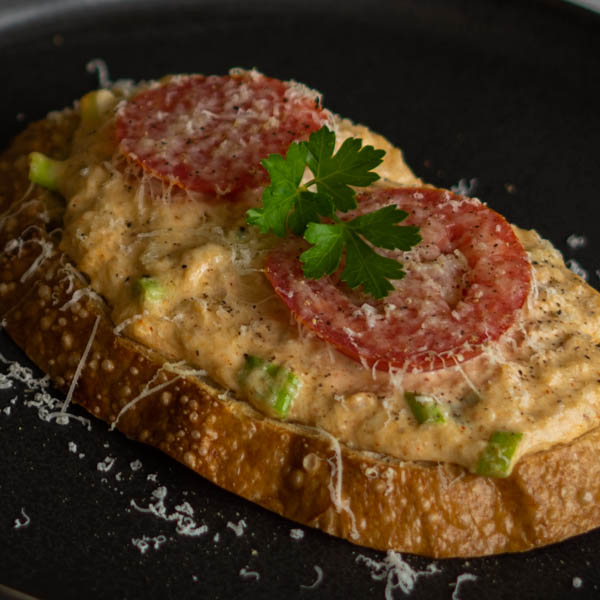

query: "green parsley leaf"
(246, 142), (307, 236)
(288, 191), (334, 236)
(301, 223), (346, 279)
(342, 232), (406, 299)
(263, 141), (307, 188)
(306, 128), (385, 212)
(246, 125), (421, 298)
(346, 205), (422, 250)
(246, 185), (294, 237)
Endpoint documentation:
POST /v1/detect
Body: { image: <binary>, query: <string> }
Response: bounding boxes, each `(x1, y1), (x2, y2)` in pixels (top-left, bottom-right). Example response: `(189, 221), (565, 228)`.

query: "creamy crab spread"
(57, 92), (600, 473)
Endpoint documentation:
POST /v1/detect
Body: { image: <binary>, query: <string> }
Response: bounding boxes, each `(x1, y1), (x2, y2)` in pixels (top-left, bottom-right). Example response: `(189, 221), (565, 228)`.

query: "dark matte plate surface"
(1, 1), (599, 598)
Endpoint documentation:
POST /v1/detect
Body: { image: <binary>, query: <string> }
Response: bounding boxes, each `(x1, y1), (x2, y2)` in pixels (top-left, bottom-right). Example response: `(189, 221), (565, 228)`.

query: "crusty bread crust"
(2, 115), (600, 558)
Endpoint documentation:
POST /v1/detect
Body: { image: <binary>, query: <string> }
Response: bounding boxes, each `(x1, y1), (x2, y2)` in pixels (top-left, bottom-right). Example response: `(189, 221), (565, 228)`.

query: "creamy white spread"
(57, 86), (600, 472)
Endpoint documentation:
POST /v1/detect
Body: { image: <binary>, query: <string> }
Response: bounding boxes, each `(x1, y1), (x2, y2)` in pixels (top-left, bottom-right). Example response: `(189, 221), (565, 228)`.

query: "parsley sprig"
(246, 126), (421, 298)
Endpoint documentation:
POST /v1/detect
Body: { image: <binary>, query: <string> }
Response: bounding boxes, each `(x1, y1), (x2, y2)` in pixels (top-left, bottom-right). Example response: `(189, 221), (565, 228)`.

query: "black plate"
(1, 1), (599, 598)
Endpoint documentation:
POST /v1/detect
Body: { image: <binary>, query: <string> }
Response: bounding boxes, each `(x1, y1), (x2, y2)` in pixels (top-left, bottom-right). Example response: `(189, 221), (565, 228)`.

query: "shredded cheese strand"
(320, 428), (360, 540)
(60, 314), (101, 415)
(60, 287), (105, 312)
(111, 374), (180, 430)
(0, 183), (35, 231)
(451, 573), (478, 600)
(17, 238), (56, 283)
(300, 566), (324, 590)
(450, 355), (481, 398)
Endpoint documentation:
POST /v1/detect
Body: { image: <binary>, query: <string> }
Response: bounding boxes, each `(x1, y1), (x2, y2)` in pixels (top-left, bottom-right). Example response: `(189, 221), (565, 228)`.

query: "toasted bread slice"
(2, 99), (600, 558)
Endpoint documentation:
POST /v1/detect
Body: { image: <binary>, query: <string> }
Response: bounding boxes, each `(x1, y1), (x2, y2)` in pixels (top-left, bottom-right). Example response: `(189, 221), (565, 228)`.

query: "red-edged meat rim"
(266, 187), (532, 372)
(115, 72), (330, 195)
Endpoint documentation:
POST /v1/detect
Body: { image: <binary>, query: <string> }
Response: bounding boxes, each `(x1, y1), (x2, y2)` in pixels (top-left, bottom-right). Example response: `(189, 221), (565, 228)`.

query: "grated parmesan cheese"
(57, 315), (101, 419)
(450, 355), (482, 399)
(113, 313), (144, 335)
(131, 534), (167, 554)
(352, 303), (380, 329)
(97, 456), (116, 472)
(59, 287), (105, 312)
(566, 258), (588, 281)
(12, 237), (56, 283)
(450, 178), (478, 196)
(0, 351), (91, 428)
(0, 373), (13, 390)
(451, 573), (477, 600)
(111, 371), (180, 430)
(226, 519), (247, 537)
(300, 566), (324, 590)
(14, 508), (31, 529)
(356, 551), (439, 599)
(86, 58), (112, 89)
(239, 568), (260, 581)
(161, 360), (207, 379)
(320, 429), (359, 540)
(566, 234), (587, 249)
(130, 486), (208, 537)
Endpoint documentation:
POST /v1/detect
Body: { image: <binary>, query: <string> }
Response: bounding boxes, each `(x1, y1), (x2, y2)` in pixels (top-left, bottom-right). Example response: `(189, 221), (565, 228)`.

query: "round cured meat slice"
(115, 72), (329, 195)
(266, 187), (531, 372)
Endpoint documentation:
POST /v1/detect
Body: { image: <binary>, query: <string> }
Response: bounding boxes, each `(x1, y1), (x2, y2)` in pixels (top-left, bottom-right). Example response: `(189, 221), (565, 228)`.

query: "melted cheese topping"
(58, 88), (600, 472)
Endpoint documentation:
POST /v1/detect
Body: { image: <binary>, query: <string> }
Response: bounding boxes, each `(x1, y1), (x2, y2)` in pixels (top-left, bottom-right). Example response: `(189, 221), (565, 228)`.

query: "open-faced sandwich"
(2, 69), (600, 558)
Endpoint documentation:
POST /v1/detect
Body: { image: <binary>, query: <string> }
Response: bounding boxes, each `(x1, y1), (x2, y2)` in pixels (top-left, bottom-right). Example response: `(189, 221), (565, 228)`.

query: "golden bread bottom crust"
(2, 118), (600, 558)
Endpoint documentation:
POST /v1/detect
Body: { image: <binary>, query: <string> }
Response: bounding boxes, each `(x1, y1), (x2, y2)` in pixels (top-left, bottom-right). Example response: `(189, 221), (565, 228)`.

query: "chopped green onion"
(80, 89), (116, 126)
(28, 152), (66, 192)
(476, 431), (523, 478)
(404, 392), (446, 425)
(133, 276), (166, 303)
(238, 355), (301, 418)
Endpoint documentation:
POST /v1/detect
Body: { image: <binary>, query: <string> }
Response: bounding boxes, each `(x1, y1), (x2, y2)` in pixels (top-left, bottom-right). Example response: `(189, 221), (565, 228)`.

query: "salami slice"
(266, 187), (531, 372)
(115, 71), (329, 195)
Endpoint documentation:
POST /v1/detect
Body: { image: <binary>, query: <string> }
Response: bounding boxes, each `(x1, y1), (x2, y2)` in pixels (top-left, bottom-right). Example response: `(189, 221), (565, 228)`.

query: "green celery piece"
(238, 355), (301, 418)
(133, 276), (166, 303)
(404, 392), (446, 425)
(80, 89), (116, 126)
(28, 152), (66, 192)
(476, 431), (523, 478)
